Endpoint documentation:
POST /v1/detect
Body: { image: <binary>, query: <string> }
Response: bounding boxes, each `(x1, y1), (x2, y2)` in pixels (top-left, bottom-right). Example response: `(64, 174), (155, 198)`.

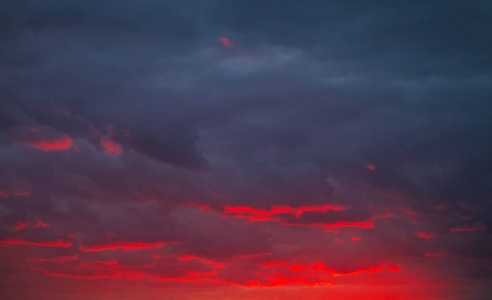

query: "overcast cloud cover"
(0, 1), (491, 299)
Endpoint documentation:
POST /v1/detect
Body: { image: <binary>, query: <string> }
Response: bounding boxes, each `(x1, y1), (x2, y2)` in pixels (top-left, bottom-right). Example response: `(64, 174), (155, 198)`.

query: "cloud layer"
(1, 1), (491, 299)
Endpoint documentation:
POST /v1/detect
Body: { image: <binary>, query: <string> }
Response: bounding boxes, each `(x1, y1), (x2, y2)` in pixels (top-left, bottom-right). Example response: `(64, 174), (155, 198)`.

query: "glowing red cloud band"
(11, 220), (49, 230)
(387, 264), (402, 272)
(425, 250), (449, 257)
(223, 204), (346, 219)
(12, 222), (30, 230)
(218, 205), (391, 229)
(21, 134), (73, 151)
(80, 241), (169, 251)
(0, 239), (72, 247)
(416, 231), (434, 239)
(177, 256), (227, 270)
(0, 190), (30, 198)
(287, 262), (391, 278)
(450, 223), (486, 232)
(99, 137), (122, 155)
(24, 251), (405, 288)
(281, 213), (391, 230)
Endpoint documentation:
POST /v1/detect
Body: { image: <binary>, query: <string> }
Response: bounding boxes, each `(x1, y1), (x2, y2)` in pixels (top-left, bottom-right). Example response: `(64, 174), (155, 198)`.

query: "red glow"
(263, 261), (289, 267)
(351, 237), (361, 241)
(387, 264), (402, 272)
(12, 220), (50, 230)
(450, 223), (486, 232)
(31, 255), (79, 262)
(416, 231), (434, 239)
(221, 205), (390, 230)
(331, 264), (385, 277)
(222, 204), (347, 221)
(425, 250), (449, 257)
(218, 37), (233, 48)
(287, 262), (386, 278)
(22, 134), (73, 151)
(186, 203), (212, 211)
(99, 137), (122, 155)
(177, 255), (226, 269)
(12, 222), (30, 230)
(365, 163), (376, 170)
(80, 241), (168, 251)
(32, 220), (50, 228)
(321, 220), (375, 229)
(0, 239), (72, 247)
(0, 190), (30, 198)
(458, 202), (480, 211)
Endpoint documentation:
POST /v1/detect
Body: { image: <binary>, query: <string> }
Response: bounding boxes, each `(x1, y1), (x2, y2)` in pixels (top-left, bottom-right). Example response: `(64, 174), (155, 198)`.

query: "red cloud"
(219, 204), (389, 230)
(365, 163), (376, 170)
(331, 264), (385, 277)
(0, 239), (72, 247)
(450, 223), (486, 233)
(100, 137), (122, 155)
(387, 264), (402, 272)
(21, 134), (73, 151)
(425, 250), (449, 257)
(12, 222), (30, 230)
(416, 231), (434, 239)
(222, 204), (347, 221)
(218, 37), (234, 48)
(286, 262), (386, 278)
(11, 220), (49, 230)
(80, 241), (169, 251)
(0, 190), (30, 198)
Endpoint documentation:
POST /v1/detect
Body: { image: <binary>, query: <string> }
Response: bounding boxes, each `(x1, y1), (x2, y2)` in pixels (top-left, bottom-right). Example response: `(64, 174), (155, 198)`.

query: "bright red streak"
(32, 220), (50, 228)
(177, 256), (226, 269)
(222, 204), (347, 220)
(22, 134), (73, 151)
(80, 241), (168, 251)
(12, 222), (30, 230)
(331, 264), (385, 277)
(0, 239), (72, 247)
(416, 231), (434, 239)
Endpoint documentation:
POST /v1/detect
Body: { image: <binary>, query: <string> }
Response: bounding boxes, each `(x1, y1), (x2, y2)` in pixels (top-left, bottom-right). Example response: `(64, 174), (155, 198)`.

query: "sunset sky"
(1, 1), (491, 299)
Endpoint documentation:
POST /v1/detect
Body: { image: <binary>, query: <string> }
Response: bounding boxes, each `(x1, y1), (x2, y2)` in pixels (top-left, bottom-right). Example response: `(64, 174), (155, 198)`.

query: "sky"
(0, 1), (491, 299)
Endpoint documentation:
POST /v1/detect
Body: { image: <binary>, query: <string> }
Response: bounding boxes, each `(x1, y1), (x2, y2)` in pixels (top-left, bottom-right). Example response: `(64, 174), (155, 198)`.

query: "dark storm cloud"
(0, 0), (491, 296)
